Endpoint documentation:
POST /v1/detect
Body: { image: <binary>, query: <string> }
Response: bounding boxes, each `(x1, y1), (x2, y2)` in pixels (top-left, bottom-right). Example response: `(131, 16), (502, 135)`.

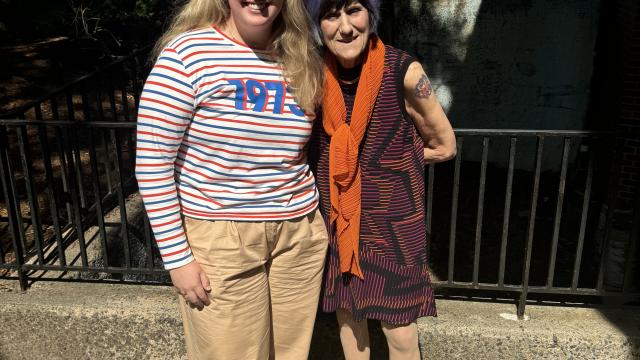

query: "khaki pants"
(179, 209), (328, 360)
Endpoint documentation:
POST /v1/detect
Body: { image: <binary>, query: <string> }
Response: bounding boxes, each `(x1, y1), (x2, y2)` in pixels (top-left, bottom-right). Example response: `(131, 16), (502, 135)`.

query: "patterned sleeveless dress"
(310, 45), (437, 325)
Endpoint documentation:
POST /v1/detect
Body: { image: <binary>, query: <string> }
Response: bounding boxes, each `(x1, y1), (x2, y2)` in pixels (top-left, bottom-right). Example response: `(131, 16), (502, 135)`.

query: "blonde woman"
(135, 1), (326, 359)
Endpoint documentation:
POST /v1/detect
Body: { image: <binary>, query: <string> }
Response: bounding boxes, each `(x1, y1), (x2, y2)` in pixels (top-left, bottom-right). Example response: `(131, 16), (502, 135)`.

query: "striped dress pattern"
(312, 45), (437, 325)
(135, 27), (319, 269)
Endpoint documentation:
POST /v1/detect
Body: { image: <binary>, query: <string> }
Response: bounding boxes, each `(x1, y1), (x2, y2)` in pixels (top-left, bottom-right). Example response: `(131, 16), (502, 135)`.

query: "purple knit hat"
(304, 0), (381, 41)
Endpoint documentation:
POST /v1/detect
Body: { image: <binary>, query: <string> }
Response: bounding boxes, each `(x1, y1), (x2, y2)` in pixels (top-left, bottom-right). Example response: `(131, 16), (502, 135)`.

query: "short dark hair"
(307, 0), (380, 33)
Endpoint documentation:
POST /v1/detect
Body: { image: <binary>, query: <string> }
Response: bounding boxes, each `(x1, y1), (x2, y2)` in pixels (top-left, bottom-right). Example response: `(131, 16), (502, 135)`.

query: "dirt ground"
(0, 36), (117, 115)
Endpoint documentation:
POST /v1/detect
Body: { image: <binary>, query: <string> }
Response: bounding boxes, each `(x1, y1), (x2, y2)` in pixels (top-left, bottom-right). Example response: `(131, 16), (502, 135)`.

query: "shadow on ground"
(310, 310), (390, 360)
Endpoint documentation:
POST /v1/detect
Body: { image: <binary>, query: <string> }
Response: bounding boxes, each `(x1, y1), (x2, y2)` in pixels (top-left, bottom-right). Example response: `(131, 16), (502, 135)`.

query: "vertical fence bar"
(473, 137), (489, 285)
(98, 71), (115, 188)
(71, 126), (88, 209)
(95, 88), (106, 121)
(81, 85), (92, 123)
(34, 105), (50, 248)
(62, 127), (89, 267)
(54, 126), (73, 225)
(623, 190), (639, 293)
(125, 125), (136, 186)
(51, 97), (60, 121)
(0, 126), (28, 290)
(0, 207), (5, 262)
(597, 139), (625, 291)
(76, 87), (93, 211)
(130, 126), (137, 169)
(38, 125), (66, 266)
(0, 229), (4, 265)
(518, 136), (544, 317)
(108, 82), (118, 122)
(14, 114), (28, 256)
(131, 57), (142, 108)
(499, 137), (517, 286)
(110, 128), (131, 268)
(101, 132), (114, 194)
(143, 213), (155, 269)
(50, 96), (68, 231)
(16, 126), (45, 265)
(426, 163), (434, 263)
(572, 149), (595, 290)
(448, 137), (463, 284)
(88, 128), (110, 267)
(34, 103), (43, 121)
(65, 92), (76, 122)
(33, 105), (49, 254)
(546, 137), (572, 288)
(120, 62), (131, 123)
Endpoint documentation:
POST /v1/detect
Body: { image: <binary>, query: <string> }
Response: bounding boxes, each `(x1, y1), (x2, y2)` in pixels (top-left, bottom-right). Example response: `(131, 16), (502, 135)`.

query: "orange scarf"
(322, 35), (385, 279)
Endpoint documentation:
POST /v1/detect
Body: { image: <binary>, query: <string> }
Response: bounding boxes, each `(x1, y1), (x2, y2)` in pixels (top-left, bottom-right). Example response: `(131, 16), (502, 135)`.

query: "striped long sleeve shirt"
(135, 27), (319, 270)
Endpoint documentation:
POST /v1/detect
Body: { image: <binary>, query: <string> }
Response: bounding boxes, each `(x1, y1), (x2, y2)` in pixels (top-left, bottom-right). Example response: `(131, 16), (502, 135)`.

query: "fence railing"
(1, 118), (636, 314)
(0, 45), (637, 314)
(0, 120), (161, 285)
(424, 129), (636, 315)
(0, 45), (156, 286)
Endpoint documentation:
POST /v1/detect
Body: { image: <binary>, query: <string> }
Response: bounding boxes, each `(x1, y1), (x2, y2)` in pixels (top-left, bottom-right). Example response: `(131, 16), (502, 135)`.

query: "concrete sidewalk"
(0, 281), (638, 359)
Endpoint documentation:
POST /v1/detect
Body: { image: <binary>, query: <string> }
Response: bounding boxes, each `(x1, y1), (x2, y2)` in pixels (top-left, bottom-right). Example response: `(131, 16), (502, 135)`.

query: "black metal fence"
(0, 46), (160, 286)
(425, 129), (637, 315)
(0, 48), (638, 316)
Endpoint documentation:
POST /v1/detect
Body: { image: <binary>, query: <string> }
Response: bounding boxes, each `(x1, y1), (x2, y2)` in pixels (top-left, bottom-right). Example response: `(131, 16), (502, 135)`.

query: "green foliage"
(135, 0), (160, 18)
(0, 0), (67, 43)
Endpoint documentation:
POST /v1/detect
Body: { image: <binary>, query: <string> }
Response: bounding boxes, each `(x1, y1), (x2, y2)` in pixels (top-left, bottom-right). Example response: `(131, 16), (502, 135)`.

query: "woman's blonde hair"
(152, 0), (323, 112)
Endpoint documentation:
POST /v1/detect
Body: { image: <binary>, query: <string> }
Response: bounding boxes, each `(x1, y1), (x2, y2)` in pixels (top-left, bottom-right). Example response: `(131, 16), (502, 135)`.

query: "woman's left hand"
(403, 61), (457, 163)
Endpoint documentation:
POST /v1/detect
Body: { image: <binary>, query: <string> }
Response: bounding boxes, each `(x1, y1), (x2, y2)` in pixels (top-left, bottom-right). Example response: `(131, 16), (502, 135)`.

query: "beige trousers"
(178, 208), (328, 360)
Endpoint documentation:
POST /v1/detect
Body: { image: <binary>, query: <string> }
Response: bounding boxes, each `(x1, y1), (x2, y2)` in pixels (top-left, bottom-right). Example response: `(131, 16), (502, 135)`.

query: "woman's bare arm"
(403, 61), (457, 163)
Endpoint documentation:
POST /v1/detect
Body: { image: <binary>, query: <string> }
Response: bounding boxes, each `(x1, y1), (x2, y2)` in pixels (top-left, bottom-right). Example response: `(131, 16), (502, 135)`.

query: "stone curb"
(0, 281), (638, 359)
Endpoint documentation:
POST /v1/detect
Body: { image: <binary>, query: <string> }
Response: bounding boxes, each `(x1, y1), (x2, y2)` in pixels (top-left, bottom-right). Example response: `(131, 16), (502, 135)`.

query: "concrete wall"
(597, 0), (640, 292)
(384, 0), (601, 130)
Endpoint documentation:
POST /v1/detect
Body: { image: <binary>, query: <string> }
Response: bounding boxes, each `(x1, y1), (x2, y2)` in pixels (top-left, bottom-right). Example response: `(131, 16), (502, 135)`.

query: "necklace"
(337, 64), (362, 84)
(338, 76), (360, 85)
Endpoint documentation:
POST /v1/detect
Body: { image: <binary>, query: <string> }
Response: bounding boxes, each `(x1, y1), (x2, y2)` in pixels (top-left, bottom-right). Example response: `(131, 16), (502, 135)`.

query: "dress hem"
(321, 303), (437, 325)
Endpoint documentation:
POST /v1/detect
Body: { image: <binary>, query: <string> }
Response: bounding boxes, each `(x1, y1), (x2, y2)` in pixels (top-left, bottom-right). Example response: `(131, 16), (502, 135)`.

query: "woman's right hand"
(169, 260), (211, 310)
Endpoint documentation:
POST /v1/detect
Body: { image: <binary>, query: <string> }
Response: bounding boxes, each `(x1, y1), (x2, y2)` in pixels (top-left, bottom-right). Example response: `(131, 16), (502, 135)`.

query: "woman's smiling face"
(320, 1), (370, 69)
(227, 0), (284, 33)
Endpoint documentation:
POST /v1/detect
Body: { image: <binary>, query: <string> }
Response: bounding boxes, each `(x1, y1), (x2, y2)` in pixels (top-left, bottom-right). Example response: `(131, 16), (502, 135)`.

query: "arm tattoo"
(414, 74), (433, 99)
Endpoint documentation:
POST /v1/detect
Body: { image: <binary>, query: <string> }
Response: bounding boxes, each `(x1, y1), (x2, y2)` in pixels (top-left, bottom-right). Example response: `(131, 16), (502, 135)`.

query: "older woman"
(135, 0), (326, 359)
(307, 0), (456, 359)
